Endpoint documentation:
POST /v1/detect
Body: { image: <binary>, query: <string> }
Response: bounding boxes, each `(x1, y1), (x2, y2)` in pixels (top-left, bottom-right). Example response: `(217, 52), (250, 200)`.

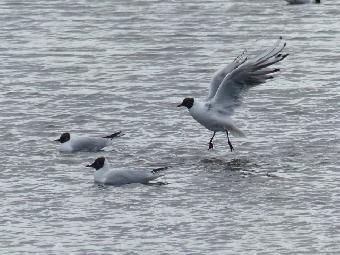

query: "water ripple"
(1, 0), (339, 254)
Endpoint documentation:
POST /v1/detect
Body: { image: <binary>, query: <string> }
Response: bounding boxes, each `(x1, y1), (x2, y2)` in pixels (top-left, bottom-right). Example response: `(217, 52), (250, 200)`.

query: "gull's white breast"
(189, 101), (231, 132)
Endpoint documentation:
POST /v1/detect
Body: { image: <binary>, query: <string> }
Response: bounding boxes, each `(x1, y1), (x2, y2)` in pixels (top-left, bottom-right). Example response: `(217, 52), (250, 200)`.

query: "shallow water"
(1, 0), (339, 254)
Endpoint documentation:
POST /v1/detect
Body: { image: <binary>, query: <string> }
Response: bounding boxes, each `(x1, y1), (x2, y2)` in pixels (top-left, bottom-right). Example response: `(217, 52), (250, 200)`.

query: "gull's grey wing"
(207, 50), (247, 101)
(105, 169), (158, 185)
(211, 37), (288, 114)
(104, 170), (134, 185)
(72, 137), (109, 152)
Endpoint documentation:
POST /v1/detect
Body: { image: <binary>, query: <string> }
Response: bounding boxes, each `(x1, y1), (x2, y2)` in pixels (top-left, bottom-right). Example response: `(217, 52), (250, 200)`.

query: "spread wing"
(210, 37), (288, 114)
(206, 50), (247, 101)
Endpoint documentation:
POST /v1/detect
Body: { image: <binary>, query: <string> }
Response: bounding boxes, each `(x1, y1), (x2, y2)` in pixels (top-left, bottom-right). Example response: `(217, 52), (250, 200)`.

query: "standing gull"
(55, 131), (123, 152)
(178, 37), (288, 151)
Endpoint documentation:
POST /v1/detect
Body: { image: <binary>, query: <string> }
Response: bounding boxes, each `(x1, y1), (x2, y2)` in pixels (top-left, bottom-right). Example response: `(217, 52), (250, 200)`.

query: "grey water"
(1, 0), (339, 254)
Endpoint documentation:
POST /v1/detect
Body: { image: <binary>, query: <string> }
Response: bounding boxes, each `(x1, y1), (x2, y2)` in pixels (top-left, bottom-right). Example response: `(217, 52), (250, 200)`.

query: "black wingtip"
(102, 131), (123, 139)
(281, 53), (289, 60)
(151, 166), (168, 174)
(273, 68), (280, 72)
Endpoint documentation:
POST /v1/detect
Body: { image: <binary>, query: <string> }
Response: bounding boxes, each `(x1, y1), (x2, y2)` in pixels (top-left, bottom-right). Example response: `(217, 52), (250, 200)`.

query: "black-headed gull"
(55, 131), (123, 152)
(86, 157), (167, 186)
(178, 37), (288, 151)
(284, 0), (320, 4)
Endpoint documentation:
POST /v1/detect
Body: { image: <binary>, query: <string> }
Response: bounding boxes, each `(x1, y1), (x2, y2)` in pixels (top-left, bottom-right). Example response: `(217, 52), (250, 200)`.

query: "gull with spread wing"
(178, 37), (288, 151)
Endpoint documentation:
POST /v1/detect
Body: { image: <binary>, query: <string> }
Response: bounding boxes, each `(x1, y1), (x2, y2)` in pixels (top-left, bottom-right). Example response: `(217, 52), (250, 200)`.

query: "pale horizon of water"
(1, 0), (339, 254)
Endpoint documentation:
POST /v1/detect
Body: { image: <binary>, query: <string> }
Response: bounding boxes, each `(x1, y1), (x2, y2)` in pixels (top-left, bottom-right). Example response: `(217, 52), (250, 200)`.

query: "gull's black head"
(177, 98), (194, 109)
(86, 157), (105, 170)
(315, 0), (320, 3)
(55, 133), (70, 143)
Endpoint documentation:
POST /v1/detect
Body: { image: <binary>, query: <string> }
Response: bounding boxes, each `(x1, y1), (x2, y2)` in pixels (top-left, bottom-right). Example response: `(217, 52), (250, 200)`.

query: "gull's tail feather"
(229, 126), (246, 137)
(102, 131), (123, 139)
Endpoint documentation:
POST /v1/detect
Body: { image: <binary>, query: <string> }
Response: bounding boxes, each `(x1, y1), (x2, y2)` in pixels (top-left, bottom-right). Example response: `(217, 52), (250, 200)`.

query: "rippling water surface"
(1, 0), (339, 254)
